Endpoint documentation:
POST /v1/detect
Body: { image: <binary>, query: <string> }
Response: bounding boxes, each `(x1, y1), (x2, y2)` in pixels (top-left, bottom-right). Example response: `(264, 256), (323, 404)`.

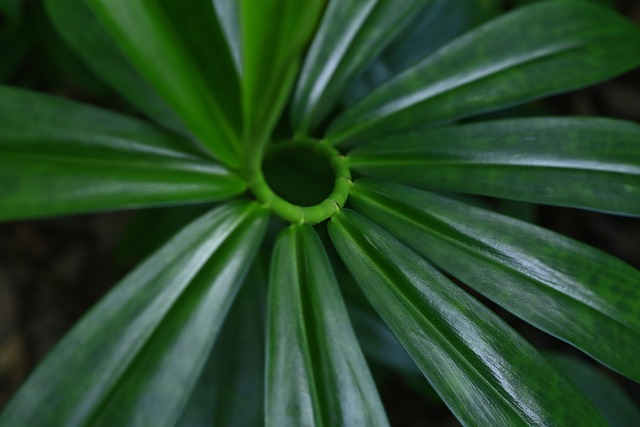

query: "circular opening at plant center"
(248, 139), (351, 224)
(263, 143), (335, 206)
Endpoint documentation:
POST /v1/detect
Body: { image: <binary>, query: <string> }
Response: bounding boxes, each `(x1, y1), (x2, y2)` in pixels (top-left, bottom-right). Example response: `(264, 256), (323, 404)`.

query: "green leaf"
(177, 260), (267, 427)
(240, 0), (325, 156)
(349, 179), (640, 383)
(267, 225), (388, 427)
(0, 87), (246, 221)
(213, 0), (242, 75)
(349, 117), (640, 216)
(347, 303), (420, 379)
(86, 0), (242, 168)
(546, 353), (640, 427)
(328, 209), (607, 427)
(45, 0), (186, 134)
(0, 202), (268, 427)
(344, 0), (501, 105)
(291, 0), (431, 134)
(327, 1), (640, 146)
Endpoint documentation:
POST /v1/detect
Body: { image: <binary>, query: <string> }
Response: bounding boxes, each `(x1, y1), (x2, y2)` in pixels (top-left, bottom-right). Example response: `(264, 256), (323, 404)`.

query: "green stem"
(245, 138), (351, 224)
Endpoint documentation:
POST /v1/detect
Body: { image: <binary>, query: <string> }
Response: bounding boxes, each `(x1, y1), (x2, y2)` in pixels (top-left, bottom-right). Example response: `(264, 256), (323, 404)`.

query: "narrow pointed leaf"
(0, 87), (245, 221)
(0, 202), (268, 427)
(240, 0), (324, 152)
(343, 0), (501, 105)
(45, 0), (186, 134)
(349, 117), (640, 216)
(546, 353), (640, 427)
(327, 1), (640, 146)
(328, 209), (606, 427)
(350, 180), (640, 382)
(291, 0), (431, 134)
(267, 225), (388, 427)
(86, 0), (242, 167)
(177, 260), (267, 427)
(213, 0), (242, 75)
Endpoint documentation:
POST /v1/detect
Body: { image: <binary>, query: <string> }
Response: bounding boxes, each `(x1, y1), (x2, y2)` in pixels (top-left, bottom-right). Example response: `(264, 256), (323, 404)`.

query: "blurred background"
(1, 0), (639, 425)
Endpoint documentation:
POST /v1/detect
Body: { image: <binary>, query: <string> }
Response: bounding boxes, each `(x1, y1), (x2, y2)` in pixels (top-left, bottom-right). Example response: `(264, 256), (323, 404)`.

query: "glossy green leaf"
(328, 209), (607, 427)
(546, 353), (640, 427)
(344, 0), (501, 104)
(291, 0), (431, 134)
(349, 117), (640, 216)
(177, 260), (267, 427)
(0, 87), (245, 221)
(86, 0), (242, 167)
(347, 303), (420, 379)
(213, 0), (242, 75)
(267, 225), (388, 427)
(45, 0), (186, 134)
(327, 1), (640, 146)
(0, 202), (268, 427)
(349, 179), (640, 382)
(240, 0), (324, 156)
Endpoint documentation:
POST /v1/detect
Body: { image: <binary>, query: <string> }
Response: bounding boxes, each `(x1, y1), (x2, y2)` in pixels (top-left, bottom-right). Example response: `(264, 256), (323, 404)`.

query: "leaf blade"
(266, 225), (388, 427)
(328, 209), (607, 427)
(327, 1), (640, 146)
(86, 0), (242, 167)
(0, 202), (268, 427)
(0, 87), (245, 221)
(45, 0), (186, 134)
(349, 179), (640, 382)
(291, 0), (431, 134)
(349, 117), (640, 216)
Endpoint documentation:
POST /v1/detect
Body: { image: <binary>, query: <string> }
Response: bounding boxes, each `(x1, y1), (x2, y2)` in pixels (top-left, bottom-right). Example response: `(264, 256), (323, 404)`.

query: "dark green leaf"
(0, 87), (245, 221)
(177, 260), (267, 427)
(327, 1), (640, 146)
(546, 353), (640, 427)
(86, 0), (242, 167)
(0, 202), (268, 427)
(267, 225), (388, 427)
(328, 209), (607, 426)
(213, 0), (242, 74)
(291, 0), (431, 134)
(347, 303), (420, 379)
(349, 117), (640, 216)
(349, 179), (640, 382)
(240, 0), (325, 154)
(45, 0), (186, 134)
(344, 0), (501, 104)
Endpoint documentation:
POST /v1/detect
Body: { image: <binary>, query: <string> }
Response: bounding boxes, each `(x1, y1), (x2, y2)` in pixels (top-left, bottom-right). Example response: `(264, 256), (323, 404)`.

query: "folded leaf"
(349, 180), (640, 382)
(329, 209), (605, 426)
(213, 0), (242, 75)
(329, 209), (607, 426)
(349, 117), (640, 216)
(86, 0), (242, 167)
(0, 202), (268, 427)
(327, 1), (640, 146)
(45, 0), (186, 134)
(240, 0), (324, 156)
(0, 87), (245, 221)
(292, 0), (431, 134)
(267, 225), (388, 427)
(177, 260), (267, 427)
(344, 0), (501, 104)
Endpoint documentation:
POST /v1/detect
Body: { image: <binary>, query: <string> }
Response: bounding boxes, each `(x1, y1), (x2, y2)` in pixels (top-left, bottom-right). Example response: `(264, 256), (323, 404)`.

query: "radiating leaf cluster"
(1, 1), (640, 426)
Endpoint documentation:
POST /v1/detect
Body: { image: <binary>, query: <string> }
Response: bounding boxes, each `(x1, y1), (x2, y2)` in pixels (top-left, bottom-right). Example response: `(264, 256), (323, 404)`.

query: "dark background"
(1, 1), (639, 425)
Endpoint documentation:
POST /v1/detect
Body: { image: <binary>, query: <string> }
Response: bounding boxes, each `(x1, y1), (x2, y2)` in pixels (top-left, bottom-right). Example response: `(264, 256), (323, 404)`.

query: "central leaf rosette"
(248, 138), (351, 224)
